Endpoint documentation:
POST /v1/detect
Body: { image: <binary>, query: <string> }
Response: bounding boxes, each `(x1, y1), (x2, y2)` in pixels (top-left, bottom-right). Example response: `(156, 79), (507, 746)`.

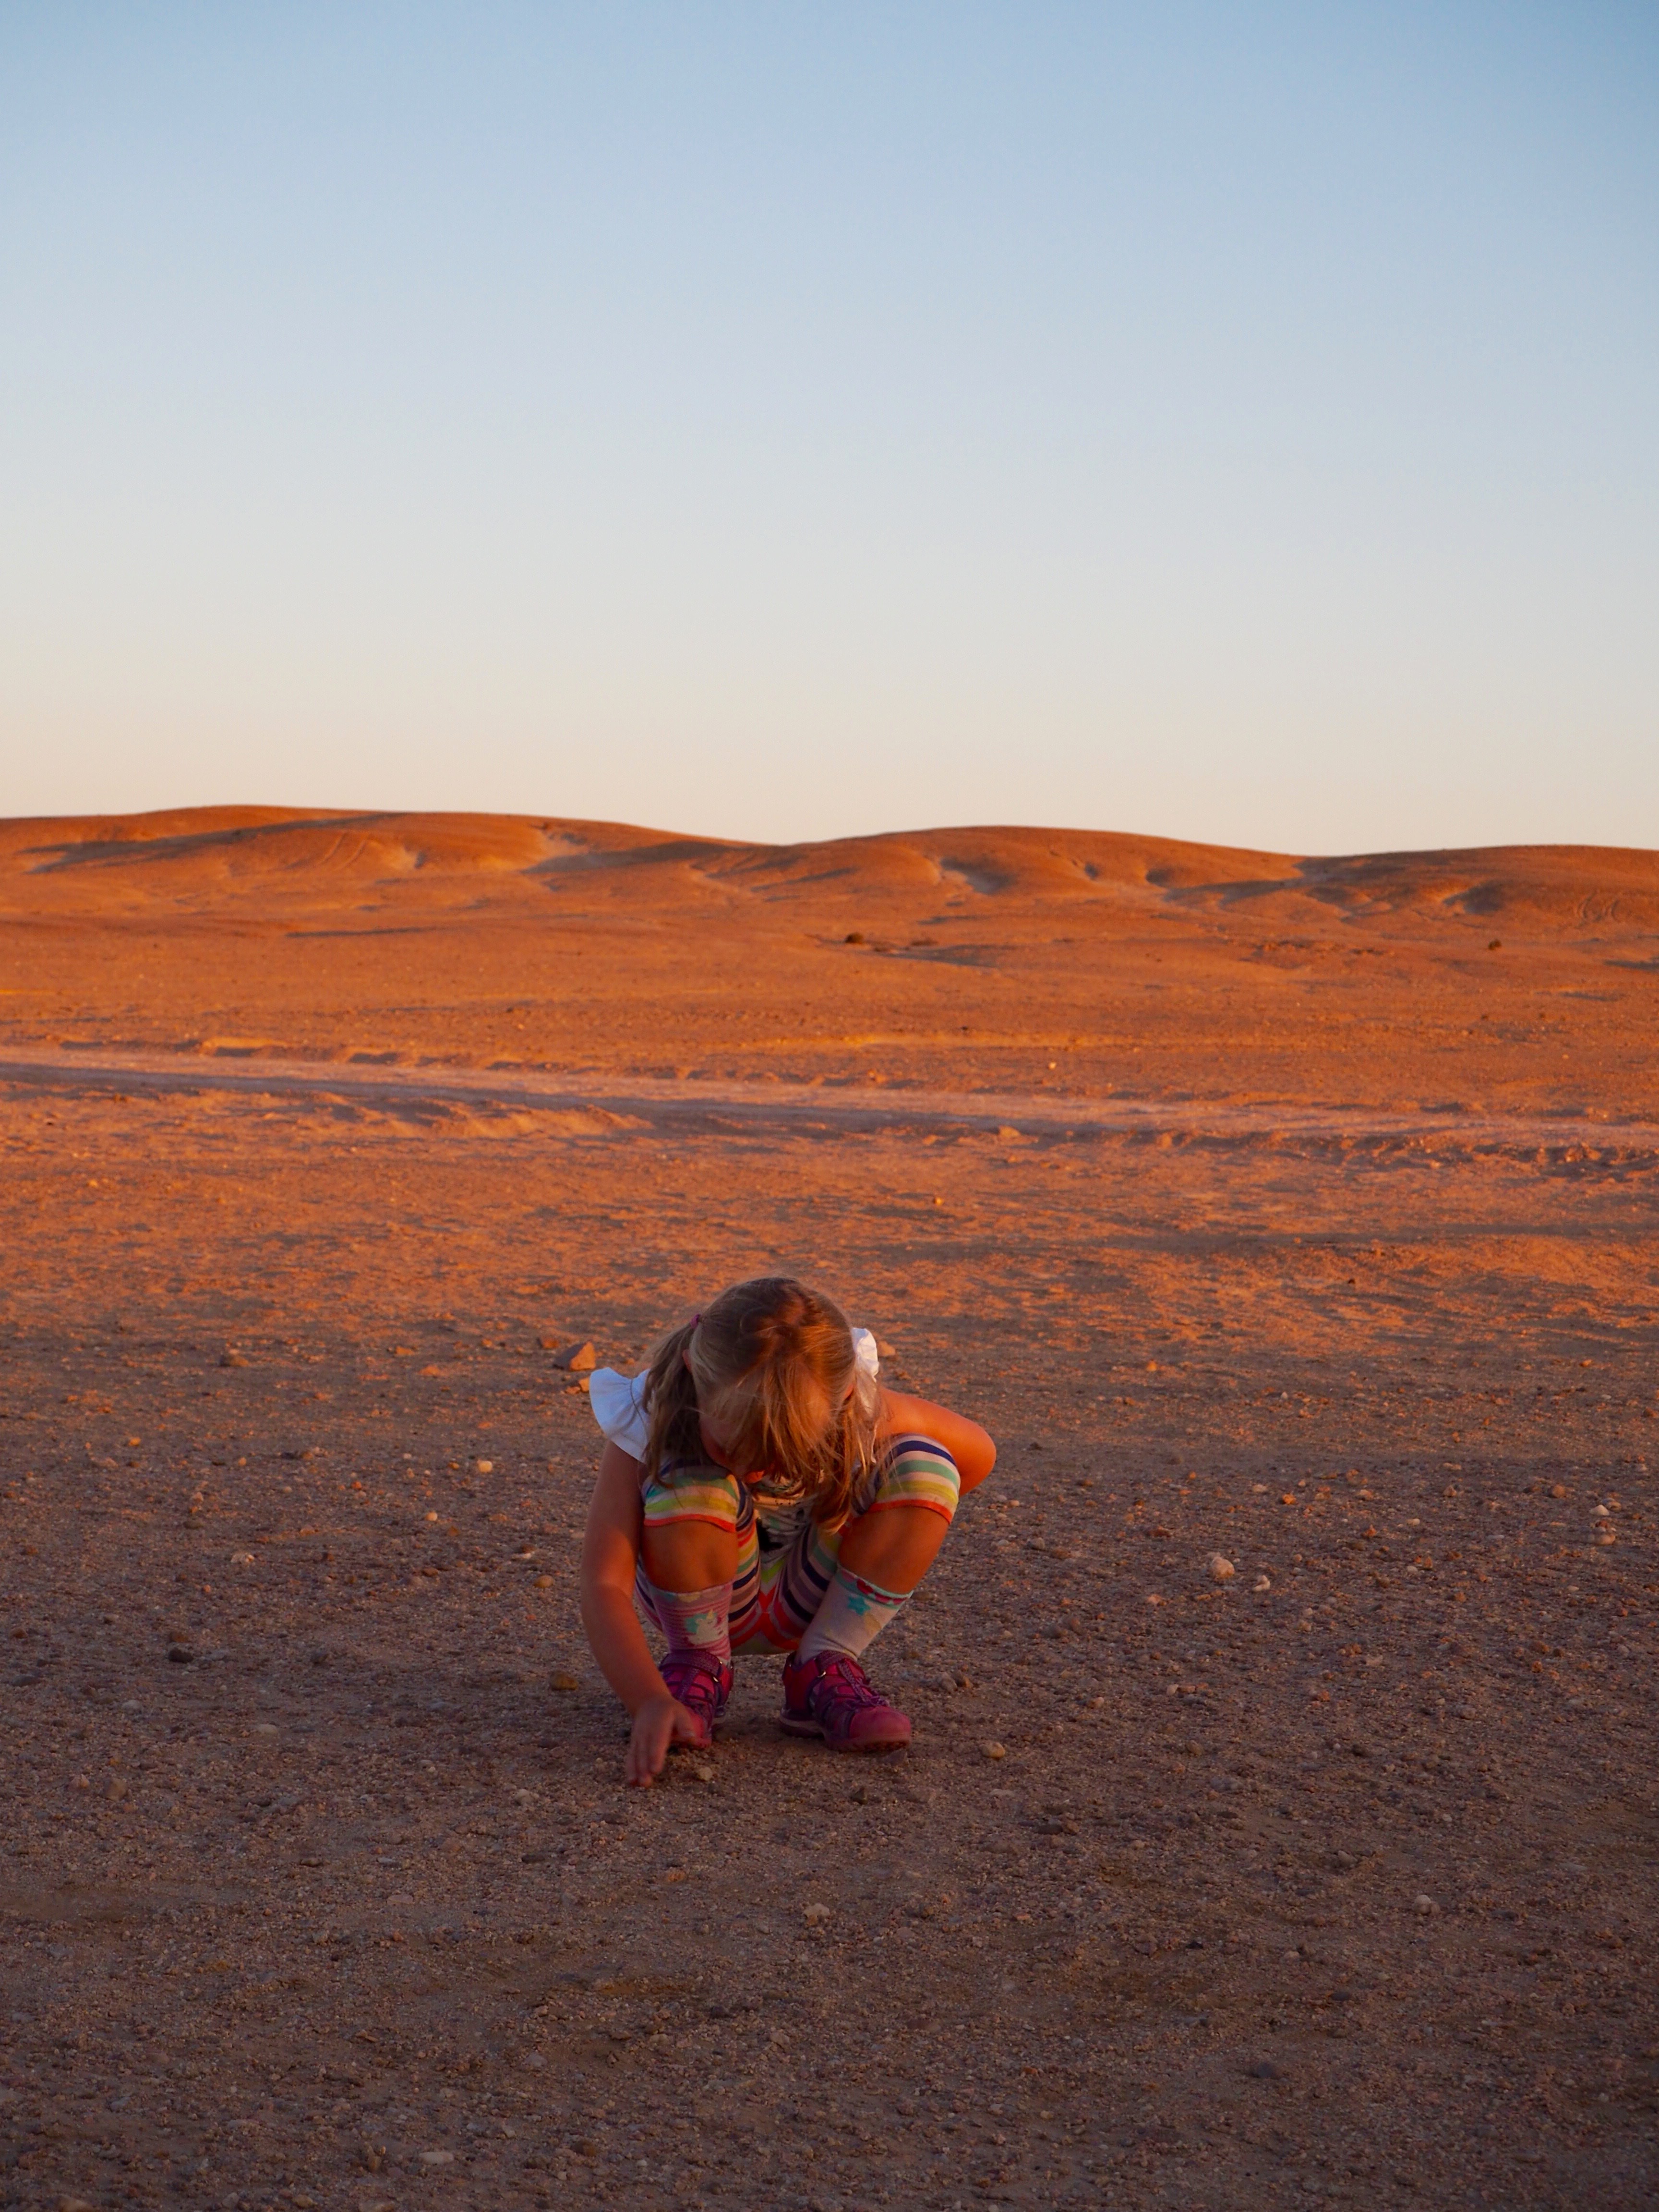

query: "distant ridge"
(2, 807), (1657, 932)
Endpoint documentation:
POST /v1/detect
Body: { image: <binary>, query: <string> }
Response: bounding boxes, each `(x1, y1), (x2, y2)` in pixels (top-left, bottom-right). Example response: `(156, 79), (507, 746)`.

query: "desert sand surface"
(1, 805), (1656, 2212)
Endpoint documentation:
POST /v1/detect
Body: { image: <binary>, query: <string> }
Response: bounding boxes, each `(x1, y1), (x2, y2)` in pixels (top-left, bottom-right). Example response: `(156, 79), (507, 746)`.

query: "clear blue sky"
(2, 3), (1655, 855)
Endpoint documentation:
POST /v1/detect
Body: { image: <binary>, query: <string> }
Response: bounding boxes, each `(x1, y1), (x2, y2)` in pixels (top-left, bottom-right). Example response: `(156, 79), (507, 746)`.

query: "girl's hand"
(625, 1690), (709, 1787)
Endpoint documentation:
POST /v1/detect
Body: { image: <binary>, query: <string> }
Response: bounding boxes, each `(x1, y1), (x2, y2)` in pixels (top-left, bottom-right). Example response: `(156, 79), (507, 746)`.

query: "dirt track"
(2, 810), (1656, 2210)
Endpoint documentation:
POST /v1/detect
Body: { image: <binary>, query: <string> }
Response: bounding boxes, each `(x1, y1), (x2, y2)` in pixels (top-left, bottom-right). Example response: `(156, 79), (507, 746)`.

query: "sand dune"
(5, 805), (1656, 930)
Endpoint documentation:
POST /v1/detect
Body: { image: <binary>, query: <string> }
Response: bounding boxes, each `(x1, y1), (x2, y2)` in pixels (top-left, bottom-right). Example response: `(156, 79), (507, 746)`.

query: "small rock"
(550, 1671), (580, 1692)
(693, 1762), (716, 1783)
(982, 1741), (1007, 1760)
(1595, 1530), (1617, 1547)
(1207, 1553), (1235, 1583)
(1414, 1893), (1437, 1915)
(1591, 1503), (1611, 1519)
(252, 1722), (278, 1736)
(107, 1776), (128, 1801)
(1248, 2059), (1286, 2081)
(218, 1349), (248, 1369)
(230, 1550), (255, 1564)
(875, 1336), (897, 1359)
(475, 1457), (494, 1474)
(420, 2149), (455, 2166)
(167, 1644), (195, 1664)
(803, 1901), (832, 1925)
(1252, 1575), (1272, 1593)
(548, 1341), (598, 1371)
(534, 1573), (555, 1588)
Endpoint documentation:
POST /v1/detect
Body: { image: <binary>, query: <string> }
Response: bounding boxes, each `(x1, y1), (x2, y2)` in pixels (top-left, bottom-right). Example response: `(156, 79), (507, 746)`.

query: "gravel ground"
(2, 1071), (1656, 2212)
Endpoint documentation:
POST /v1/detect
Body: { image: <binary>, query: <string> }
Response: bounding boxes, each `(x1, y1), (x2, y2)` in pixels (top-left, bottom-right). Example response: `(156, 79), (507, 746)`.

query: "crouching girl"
(579, 1276), (995, 1785)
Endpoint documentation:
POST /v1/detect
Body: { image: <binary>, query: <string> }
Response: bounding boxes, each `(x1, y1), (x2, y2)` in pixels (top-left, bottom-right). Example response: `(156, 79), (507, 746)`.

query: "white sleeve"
(588, 1368), (651, 1461)
(852, 1327), (880, 1381)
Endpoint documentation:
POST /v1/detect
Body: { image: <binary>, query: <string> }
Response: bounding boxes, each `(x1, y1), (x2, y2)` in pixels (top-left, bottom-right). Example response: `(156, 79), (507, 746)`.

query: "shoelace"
(664, 1652), (728, 1713)
(808, 1656), (886, 1715)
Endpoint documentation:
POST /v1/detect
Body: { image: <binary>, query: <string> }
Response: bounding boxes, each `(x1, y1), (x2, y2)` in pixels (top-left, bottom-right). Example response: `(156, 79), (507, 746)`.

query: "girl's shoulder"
(588, 1366), (650, 1459)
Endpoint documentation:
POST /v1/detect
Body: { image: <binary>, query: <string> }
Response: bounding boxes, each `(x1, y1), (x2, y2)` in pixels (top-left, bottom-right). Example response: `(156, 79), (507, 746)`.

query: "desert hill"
(4, 805), (1658, 931)
(1, 807), (1655, 1119)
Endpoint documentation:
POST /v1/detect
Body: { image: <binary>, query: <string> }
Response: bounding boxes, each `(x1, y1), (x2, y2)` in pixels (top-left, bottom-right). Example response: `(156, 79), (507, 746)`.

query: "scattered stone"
(803, 1901), (832, 1925)
(475, 1457), (494, 1474)
(1591, 1504), (1611, 1519)
(551, 1671), (580, 1692)
(1414, 1894), (1437, 1915)
(252, 1723), (278, 1736)
(1252, 1575), (1272, 1592)
(218, 1349), (248, 1369)
(1248, 2059), (1286, 2081)
(548, 1341), (598, 1371)
(107, 1777), (128, 1801)
(1207, 1552), (1235, 1583)
(167, 1643), (194, 1663)
(419, 2149), (455, 2166)
(982, 1742), (1007, 1760)
(534, 1573), (555, 1588)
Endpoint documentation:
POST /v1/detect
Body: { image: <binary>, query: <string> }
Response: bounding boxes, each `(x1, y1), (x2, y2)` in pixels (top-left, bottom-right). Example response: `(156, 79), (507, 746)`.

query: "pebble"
(534, 1573), (555, 1588)
(1591, 1504), (1610, 1519)
(693, 1762), (716, 1783)
(252, 1723), (278, 1736)
(1253, 1575), (1272, 1593)
(1208, 1553), (1235, 1583)
(420, 2150), (455, 2166)
(1414, 1894), (1437, 1915)
(475, 1458), (493, 1474)
(981, 1742), (1007, 1760)
(550, 1671), (579, 1692)
(803, 1901), (832, 1925)
(549, 1340), (598, 1371)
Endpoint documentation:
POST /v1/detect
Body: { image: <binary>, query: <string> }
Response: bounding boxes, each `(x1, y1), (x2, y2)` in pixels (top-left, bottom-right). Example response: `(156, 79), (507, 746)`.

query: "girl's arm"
(877, 1387), (997, 1492)
(579, 1441), (709, 1786)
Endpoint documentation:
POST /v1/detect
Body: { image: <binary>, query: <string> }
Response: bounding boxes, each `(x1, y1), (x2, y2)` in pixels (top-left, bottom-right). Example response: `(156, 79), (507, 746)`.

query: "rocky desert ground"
(1, 807), (1655, 2212)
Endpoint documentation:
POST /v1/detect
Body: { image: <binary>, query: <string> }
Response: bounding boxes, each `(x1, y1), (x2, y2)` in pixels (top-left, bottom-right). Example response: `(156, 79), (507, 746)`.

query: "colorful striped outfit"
(636, 1435), (961, 1656)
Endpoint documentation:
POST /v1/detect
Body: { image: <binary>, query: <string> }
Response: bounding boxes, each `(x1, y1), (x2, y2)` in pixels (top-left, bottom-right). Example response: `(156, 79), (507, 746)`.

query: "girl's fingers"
(623, 1695), (710, 1786)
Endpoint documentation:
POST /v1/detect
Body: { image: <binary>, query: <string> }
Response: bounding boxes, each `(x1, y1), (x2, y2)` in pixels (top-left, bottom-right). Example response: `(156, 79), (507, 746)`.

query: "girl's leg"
(796, 1434), (962, 1667)
(781, 1434), (963, 1749)
(635, 1464), (753, 1730)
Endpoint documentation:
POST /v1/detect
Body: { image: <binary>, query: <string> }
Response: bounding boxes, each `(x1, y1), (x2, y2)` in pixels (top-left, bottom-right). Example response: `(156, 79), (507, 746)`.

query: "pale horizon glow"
(2, 4), (1656, 859)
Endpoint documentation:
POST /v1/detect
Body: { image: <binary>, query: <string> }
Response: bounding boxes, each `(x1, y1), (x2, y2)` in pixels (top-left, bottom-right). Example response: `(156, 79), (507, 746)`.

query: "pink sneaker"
(780, 1651), (912, 1752)
(660, 1649), (733, 1740)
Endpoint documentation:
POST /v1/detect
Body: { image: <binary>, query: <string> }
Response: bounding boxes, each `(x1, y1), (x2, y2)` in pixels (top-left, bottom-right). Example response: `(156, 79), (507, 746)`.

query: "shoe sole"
(778, 1713), (912, 1752)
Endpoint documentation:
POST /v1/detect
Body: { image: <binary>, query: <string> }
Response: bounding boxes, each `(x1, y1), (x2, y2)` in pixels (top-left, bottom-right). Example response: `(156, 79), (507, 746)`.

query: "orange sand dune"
(2, 807), (1655, 1120)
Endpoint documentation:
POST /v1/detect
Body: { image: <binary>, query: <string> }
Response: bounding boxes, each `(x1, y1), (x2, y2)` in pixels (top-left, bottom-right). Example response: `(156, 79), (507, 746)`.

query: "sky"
(2, 3), (1656, 857)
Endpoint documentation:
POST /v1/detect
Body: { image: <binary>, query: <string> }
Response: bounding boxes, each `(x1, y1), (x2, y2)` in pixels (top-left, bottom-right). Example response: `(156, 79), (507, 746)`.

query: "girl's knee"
(872, 1433), (963, 1524)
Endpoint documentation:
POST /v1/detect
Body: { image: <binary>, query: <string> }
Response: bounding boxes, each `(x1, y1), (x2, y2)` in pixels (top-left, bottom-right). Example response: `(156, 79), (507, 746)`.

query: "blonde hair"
(641, 1276), (881, 1527)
